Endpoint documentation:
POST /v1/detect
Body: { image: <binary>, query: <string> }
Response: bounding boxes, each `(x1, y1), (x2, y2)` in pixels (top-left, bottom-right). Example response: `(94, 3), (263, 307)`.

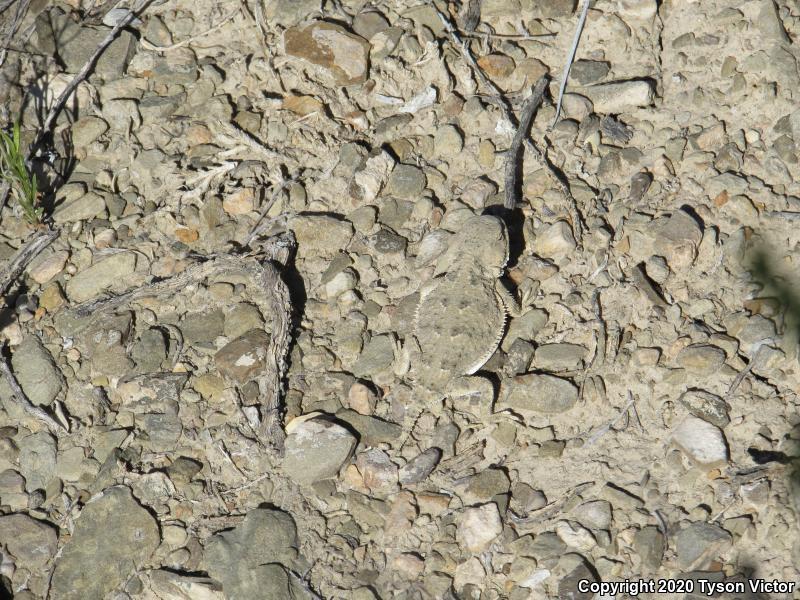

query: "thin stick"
(726, 344), (769, 400)
(460, 30), (556, 41)
(504, 76), (548, 209)
(29, 0), (156, 157)
(246, 173), (300, 247)
(139, 7), (239, 52)
(432, 2), (585, 242)
(507, 481), (595, 525)
(0, 0), (16, 15)
(0, 0), (30, 69)
(552, 0), (591, 128)
(217, 120), (284, 162)
(0, 344), (65, 433)
(0, 228), (58, 299)
(69, 242), (296, 455)
(288, 570), (323, 600)
(583, 391), (636, 448)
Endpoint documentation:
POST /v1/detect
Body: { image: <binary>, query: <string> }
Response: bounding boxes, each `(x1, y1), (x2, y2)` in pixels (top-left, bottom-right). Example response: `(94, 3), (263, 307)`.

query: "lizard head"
(434, 214), (509, 276)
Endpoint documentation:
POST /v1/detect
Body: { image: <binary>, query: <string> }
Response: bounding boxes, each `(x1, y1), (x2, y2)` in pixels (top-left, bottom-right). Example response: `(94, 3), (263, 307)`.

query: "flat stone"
(555, 554), (596, 600)
(17, 430), (57, 492)
(222, 188), (255, 215)
(676, 344), (726, 375)
(529, 0), (576, 17)
(73, 312), (133, 376)
(499, 374), (579, 414)
(335, 409), (403, 445)
(571, 500), (612, 530)
(43, 19), (136, 80)
(180, 309), (225, 346)
(674, 522), (732, 570)
(136, 412), (183, 452)
(386, 164), (426, 199)
(53, 191), (107, 223)
(583, 80), (654, 113)
(214, 329), (271, 384)
(72, 116), (109, 147)
(672, 416), (729, 466)
(434, 124), (464, 157)
(282, 415), (356, 485)
(356, 448), (398, 493)
(50, 487), (160, 600)
(224, 303), (264, 339)
(352, 10), (390, 40)
(131, 327), (168, 374)
(398, 448), (441, 485)
(57, 446), (89, 482)
(477, 53), (515, 79)
(510, 483), (547, 514)
(634, 525), (665, 571)
(166, 456), (203, 485)
(0, 514), (57, 568)
(28, 250), (69, 284)
(555, 520), (597, 552)
(289, 214), (354, 258)
(678, 389), (730, 428)
(8, 335), (61, 406)
(146, 570), (224, 600)
(205, 508), (298, 599)
(534, 220), (577, 258)
(284, 21), (370, 85)
(570, 60), (610, 85)
(459, 468), (511, 505)
(266, 0), (322, 26)
(533, 343), (587, 371)
(352, 334), (396, 378)
(65, 252), (136, 302)
(370, 228), (407, 254)
(458, 503), (503, 553)
(0, 468), (24, 494)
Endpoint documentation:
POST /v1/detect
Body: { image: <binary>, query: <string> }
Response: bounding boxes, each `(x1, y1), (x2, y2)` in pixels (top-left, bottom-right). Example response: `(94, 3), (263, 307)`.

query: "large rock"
(284, 21), (370, 85)
(146, 570), (224, 600)
(498, 374), (579, 414)
(671, 416), (729, 466)
(50, 486), (160, 600)
(582, 80), (654, 113)
(65, 252), (136, 302)
(10, 335), (62, 406)
(0, 514), (58, 568)
(282, 415), (356, 485)
(205, 508), (299, 599)
(34, 16), (136, 80)
(674, 522), (732, 570)
(289, 214), (354, 259)
(214, 329), (271, 384)
(458, 503), (503, 553)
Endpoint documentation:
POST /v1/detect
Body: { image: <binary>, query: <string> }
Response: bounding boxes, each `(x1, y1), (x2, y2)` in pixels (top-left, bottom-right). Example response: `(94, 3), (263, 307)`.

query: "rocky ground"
(1, 0), (800, 598)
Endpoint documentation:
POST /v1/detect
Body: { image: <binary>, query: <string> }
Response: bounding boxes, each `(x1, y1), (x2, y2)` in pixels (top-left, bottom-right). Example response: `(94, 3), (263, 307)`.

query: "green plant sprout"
(0, 122), (43, 225)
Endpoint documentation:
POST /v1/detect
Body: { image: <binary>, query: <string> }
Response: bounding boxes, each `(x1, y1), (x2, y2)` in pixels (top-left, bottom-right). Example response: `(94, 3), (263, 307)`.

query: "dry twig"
(583, 391), (636, 447)
(504, 76), (548, 209)
(0, 0), (30, 68)
(0, 228), (58, 299)
(69, 237), (297, 454)
(30, 0), (157, 157)
(432, 3), (585, 241)
(552, 0), (592, 127)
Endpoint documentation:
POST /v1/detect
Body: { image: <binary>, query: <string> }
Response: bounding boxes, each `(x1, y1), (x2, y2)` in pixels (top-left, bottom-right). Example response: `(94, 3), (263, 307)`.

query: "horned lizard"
(398, 214), (532, 407)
